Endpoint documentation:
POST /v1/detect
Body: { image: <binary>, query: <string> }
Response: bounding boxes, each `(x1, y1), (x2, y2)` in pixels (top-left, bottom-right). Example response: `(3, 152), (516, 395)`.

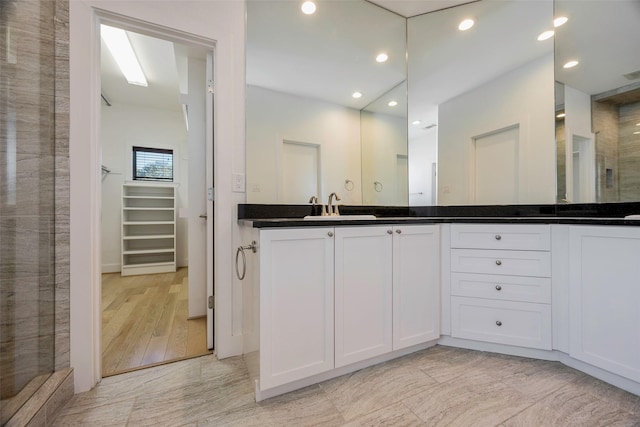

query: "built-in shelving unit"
(121, 182), (177, 276)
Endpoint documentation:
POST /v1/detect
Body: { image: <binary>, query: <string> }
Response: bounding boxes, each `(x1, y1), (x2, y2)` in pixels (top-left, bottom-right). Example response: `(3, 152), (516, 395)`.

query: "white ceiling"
(104, 0), (640, 128)
(100, 28), (209, 112)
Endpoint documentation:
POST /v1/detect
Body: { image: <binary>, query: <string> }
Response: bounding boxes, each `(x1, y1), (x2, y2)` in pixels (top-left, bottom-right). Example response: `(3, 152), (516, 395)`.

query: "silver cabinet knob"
(387, 229), (393, 235)
(495, 234), (502, 240)
(496, 321), (502, 326)
(495, 260), (502, 266)
(495, 284), (502, 291)
(328, 231), (334, 237)
(396, 229), (402, 234)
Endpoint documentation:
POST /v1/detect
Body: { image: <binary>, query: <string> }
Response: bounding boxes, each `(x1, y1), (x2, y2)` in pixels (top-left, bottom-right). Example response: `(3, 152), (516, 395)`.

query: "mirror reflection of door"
(474, 125), (520, 205)
(99, 22), (213, 377)
(280, 140), (321, 204)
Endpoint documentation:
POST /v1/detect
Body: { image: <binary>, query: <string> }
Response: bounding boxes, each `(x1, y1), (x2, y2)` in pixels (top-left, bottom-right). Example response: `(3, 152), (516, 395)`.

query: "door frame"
(70, 6), (241, 392)
(98, 12), (215, 369)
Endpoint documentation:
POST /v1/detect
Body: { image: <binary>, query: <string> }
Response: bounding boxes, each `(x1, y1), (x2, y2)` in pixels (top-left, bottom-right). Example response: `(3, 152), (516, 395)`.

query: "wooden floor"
(101, 268), (211, 377)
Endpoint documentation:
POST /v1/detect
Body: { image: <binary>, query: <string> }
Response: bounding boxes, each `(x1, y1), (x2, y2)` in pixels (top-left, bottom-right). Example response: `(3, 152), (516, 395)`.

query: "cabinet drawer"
(451, 273), (551, 303)
(451, 249), (550, 277)
(451, 224), (550, 251)
(451, 296), (551, 350)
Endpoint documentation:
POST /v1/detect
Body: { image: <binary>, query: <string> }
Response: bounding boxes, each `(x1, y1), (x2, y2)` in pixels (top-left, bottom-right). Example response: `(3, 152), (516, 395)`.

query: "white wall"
(438, 53), (556, 205)
(408, 128), (438, 206)
(246, 85), (362, 205)
(361, 110), (407, 205)
(70, 0), (245, 393)
(100, 103), (189, 272)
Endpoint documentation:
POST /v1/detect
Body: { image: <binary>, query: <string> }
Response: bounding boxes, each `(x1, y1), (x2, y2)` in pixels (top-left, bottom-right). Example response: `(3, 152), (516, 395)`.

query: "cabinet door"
(335, 226), (392, 368)
(259, 228), (334, 390)
(393, 225), (440, 350)
(569, 226), (640, 383)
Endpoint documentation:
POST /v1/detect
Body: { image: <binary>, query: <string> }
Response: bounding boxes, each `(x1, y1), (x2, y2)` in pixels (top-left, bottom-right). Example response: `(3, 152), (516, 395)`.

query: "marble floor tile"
(52, 348), (640, 427)
(319, 359), (437, 421)
(407, 345), (495, 384)
(478, 356), (582, 400)
(503, 382), (640, 427)
(66, 356), (204, 411)
(341, 402), (425, 427)
(52, 398), (135, 426)
(198, 385), (344, 427)
(126, 369), (255, 426)
(403, 373), (536, 426)
(571, 372), (640, 416)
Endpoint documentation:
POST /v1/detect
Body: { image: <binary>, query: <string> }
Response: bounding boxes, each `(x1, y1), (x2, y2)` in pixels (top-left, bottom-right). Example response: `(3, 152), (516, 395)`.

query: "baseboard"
(101, 263), (120, 274)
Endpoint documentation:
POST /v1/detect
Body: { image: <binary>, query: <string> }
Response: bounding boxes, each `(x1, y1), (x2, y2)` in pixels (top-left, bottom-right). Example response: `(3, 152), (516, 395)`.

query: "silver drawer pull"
(387, 229), (393, 235)
(328, 231), (334, 237)
(396, 229), (402, 234)
(495, 234), (502, 240)
(496, 321), (502, 326)
(495, 260), (502, 266)
(495, 284), (502, 291)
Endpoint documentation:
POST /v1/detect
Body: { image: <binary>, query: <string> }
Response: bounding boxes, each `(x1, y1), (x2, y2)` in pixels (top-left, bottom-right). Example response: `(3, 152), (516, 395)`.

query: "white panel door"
(281, 140), (319, 204)
(569, 226), (640, 383)
(393, 225), (440, 350)
(474, 125), (519, 204)
(335, 226), (393, 368)
(259, 228), (334, 389)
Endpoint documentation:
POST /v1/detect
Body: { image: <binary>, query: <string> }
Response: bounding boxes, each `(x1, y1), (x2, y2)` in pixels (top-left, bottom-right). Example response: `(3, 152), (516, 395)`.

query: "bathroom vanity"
(239, 206), (640, 401)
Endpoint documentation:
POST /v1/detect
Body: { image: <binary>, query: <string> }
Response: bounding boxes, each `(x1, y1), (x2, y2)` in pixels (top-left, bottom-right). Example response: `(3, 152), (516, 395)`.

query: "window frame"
(132, 146), (174, 182)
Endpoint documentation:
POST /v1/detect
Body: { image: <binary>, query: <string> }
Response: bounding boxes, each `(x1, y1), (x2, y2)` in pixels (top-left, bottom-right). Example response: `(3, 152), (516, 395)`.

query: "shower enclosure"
(1, 0), (58, 423)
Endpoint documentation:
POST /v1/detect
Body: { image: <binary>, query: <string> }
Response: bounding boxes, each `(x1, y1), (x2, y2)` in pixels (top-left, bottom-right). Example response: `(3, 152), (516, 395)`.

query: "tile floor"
(53, 345), (640, 426)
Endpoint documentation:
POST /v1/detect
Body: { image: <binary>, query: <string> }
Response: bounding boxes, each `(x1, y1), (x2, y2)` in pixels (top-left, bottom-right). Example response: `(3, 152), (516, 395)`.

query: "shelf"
(123, 234), (175, 240)
(122, 182), (177, 276)
(123, 248), (175, 255)
(123, 196), (174, 200)
(123, 221), (175, 225)
(122, 261), (175, 268)
(123, 207), (174, 211)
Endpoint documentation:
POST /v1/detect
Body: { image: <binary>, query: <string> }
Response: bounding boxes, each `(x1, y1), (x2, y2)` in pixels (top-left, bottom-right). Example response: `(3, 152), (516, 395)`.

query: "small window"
(132, 146), (173, 181)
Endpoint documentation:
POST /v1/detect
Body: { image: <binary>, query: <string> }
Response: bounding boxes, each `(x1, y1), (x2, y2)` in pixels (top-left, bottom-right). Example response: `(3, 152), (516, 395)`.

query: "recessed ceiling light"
(634, 131), (640, 135)
(388, 100), (398, 107)
(301, 1), (316, 15)
(636, 123), (640, 126)
(412, 120), (421, 125)
(563, 60), (579, 69)
(376, 53), (388, 63)
(352, 91), (363, 99)
(537, 30), (554, 41)
(458, 18), (474, 31)
(556, 112), (566, 118)
(554, 16), (568, 27)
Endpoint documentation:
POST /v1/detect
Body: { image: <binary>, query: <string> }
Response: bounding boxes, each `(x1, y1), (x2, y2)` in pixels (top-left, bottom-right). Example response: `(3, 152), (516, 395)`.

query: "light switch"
(232, 173), (245, 192)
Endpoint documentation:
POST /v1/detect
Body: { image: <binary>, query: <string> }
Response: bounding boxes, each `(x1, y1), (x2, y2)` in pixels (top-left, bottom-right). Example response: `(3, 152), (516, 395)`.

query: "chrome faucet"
(328, 192), (341, 216)
(309, 195), (326, 216)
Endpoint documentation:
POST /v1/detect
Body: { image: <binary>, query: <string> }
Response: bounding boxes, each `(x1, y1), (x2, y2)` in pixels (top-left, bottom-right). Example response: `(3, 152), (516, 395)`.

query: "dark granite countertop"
(240, 216), (640, 228)
(238, 203), (640, 228)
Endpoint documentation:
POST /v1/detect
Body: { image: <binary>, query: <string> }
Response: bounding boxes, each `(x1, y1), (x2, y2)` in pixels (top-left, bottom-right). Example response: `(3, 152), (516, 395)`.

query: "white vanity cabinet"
(569, 226), (640, 383)
(254, 223), (440, 394)
(334, 227), (393, 367)
(258, 228), (335, 389)
(450, 224), (552, 350)
(334, 225), (440, 367)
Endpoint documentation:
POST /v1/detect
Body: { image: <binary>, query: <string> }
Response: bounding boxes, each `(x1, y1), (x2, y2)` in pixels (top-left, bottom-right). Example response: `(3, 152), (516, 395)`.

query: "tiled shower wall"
(0, 0), (70, 416)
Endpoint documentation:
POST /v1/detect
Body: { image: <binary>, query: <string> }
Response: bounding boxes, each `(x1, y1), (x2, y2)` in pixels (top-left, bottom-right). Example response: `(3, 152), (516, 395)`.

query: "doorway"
(98, 21), (215, 376)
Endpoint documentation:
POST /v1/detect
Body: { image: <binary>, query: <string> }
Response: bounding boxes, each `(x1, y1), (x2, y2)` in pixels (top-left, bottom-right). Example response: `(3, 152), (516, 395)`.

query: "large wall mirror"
(245, 0), (407, 206)
(554, 0), (640, 204)
(246, 0), (639, 207)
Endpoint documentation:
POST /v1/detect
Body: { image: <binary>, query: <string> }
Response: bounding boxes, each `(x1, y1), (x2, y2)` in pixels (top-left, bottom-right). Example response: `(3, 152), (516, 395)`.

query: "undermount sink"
(303, 215), (377, 220)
